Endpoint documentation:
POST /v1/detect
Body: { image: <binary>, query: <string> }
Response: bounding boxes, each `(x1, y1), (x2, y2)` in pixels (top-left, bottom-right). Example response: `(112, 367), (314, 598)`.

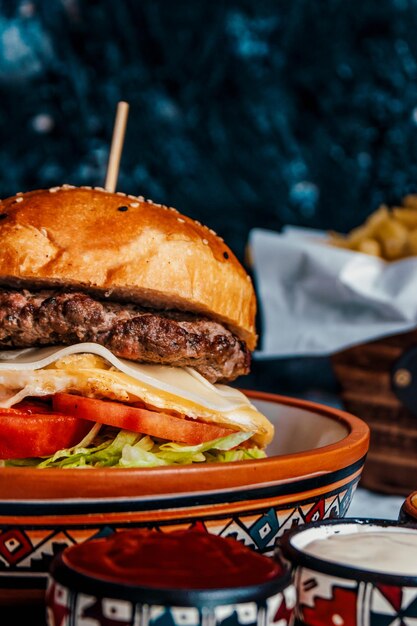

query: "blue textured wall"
(1, 0), (417, 263)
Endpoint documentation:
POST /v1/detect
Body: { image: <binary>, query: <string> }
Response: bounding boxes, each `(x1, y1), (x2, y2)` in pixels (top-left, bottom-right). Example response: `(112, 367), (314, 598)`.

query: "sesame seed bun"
(0, 186), (257, 349)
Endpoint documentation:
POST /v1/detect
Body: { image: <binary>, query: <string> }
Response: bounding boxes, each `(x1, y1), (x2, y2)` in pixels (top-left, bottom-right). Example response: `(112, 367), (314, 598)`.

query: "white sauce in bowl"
(296, 525), (417, 576)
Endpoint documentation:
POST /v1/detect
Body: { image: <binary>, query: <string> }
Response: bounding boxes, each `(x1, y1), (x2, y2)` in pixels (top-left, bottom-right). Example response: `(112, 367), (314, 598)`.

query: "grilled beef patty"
(0, 289), (250, 383)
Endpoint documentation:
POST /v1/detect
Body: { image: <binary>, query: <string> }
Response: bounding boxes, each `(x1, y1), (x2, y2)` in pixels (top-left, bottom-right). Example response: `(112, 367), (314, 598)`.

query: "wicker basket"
(332, 329), (417, 496)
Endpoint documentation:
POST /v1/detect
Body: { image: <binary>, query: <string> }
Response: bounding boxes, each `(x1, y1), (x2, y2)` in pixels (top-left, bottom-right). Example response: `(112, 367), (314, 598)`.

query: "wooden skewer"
(104, 101), (130, 193)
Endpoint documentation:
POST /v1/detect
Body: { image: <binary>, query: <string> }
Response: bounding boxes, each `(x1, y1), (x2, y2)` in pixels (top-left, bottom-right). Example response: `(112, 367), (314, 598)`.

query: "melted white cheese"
(0, 343), (248, 410)
(0, 343), (274, 445)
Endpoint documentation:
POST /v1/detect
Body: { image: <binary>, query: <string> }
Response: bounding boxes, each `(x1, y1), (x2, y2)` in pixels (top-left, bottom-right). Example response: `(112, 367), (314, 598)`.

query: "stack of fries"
(329, 195), (417, 260)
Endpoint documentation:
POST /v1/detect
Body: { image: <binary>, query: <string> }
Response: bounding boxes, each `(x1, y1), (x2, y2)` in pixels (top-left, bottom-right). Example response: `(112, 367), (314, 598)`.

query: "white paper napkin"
(249, 227), (417, 358)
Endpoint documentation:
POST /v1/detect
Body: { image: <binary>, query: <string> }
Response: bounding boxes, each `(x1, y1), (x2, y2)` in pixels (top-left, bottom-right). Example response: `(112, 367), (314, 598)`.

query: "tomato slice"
(53, 393), (236, 445)
(0, 407), (93, 459)
(0, 400), (54, 415)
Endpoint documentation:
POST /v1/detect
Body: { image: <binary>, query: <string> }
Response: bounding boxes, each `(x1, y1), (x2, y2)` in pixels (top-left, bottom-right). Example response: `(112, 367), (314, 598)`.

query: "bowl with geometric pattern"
(47, 528), (296, 626)
(277, 518), (417, 626)
(0, 390), (369, 603)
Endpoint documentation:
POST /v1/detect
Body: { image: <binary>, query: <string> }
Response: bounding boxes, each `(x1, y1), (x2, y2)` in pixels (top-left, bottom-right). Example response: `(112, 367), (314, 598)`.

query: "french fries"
(329, 196), (417, 260)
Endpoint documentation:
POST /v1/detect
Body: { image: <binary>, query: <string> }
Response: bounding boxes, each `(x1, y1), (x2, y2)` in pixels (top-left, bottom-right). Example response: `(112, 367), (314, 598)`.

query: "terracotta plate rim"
(0, 390), (370, 500)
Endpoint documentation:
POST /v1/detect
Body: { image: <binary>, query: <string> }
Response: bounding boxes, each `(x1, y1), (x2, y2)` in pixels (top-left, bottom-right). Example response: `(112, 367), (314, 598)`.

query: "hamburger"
(0, 185), (273, 468)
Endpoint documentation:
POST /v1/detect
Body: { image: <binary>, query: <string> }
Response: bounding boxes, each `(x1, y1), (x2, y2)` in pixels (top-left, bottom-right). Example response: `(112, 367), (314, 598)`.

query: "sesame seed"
(146, 198), (154, 204)
(202, 238), (208, 245)
(130, 202), (140, 208)
(128, 195), (137, 200)
(81, 185), (92, 190)
(117, 206), (128, 212)
(15, 197), (23, 203)
(94, 186), (106, 192)
(223, 251), (229, 259)
(49, 187), (60, 193)
(116, 191), (126, 197)
(177, 217), (185, 223)
(62, 184), (75, 189)
(138, 196), (145, 202)
(40, 227), (48, 237)
(195, 220), (202, 226)
(209, 229), (217, 236)
(16, 192), (23, 196)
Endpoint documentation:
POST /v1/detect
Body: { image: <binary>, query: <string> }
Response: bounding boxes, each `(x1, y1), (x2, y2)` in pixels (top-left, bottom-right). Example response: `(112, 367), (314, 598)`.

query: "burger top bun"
(0, 186), (257, 350)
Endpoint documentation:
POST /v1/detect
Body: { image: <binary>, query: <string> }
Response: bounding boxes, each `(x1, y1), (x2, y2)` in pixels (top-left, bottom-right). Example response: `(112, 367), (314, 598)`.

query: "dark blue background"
(1, 0), (417, 260)
(1, 0), (416, 393)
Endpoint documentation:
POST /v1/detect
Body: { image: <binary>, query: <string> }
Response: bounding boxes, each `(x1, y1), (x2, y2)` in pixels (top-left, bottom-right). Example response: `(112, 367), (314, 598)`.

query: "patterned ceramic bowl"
(0, 391), (369, 602)
(399, 491), (417, 524)
(277, 518), (417, 625)
(47, 528), (296, 626)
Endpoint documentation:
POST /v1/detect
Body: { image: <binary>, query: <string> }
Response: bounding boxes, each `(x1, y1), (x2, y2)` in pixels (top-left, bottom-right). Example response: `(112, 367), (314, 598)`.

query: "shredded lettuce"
(5, 428), (266, 469)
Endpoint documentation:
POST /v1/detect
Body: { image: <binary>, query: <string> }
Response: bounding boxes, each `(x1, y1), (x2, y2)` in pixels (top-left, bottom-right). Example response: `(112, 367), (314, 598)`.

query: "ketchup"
(63, 529), (283, 589)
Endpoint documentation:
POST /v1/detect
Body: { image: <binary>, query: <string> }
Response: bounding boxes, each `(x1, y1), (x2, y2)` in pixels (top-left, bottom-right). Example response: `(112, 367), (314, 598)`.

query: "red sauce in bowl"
(63, 529), (283, 589)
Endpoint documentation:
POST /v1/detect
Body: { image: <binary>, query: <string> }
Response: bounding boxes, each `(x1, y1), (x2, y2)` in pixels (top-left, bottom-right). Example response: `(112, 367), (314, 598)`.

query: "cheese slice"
(0, 343), (274, 446)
